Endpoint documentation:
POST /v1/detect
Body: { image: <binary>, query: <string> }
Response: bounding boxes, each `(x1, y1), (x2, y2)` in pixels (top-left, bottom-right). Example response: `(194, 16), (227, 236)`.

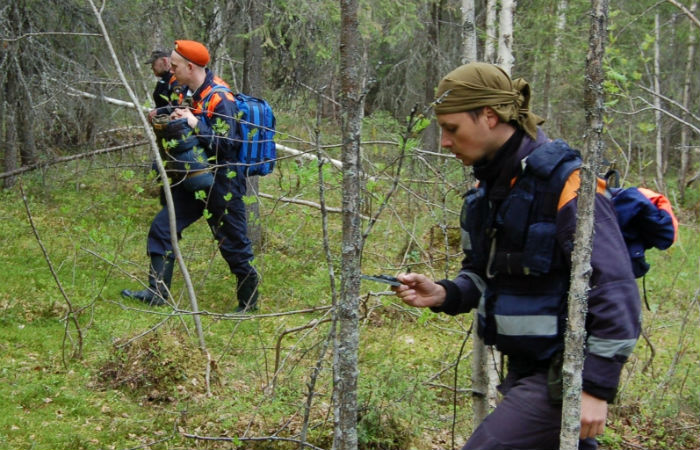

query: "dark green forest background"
(2, 0), (699, 193)
(0, 1), (698, 449)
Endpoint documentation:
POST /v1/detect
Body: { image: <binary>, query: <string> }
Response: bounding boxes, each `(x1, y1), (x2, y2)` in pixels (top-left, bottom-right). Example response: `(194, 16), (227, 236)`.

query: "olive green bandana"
(434, 62), (545, 139)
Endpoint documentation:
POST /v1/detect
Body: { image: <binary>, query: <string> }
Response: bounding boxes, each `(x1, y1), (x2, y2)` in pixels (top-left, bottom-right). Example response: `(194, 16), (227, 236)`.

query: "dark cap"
(145, 50), (170, 65)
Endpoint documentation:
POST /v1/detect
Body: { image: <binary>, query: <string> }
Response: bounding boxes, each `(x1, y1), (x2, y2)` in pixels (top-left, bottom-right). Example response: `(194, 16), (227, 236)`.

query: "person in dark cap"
(392, 62), (641, 449)
(123, 40), (260, 313)
(145, 50), (179, 112)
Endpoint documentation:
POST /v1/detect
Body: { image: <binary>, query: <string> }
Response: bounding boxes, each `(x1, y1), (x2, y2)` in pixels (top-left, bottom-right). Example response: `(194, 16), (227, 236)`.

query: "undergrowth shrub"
(97, 329), (213, 402)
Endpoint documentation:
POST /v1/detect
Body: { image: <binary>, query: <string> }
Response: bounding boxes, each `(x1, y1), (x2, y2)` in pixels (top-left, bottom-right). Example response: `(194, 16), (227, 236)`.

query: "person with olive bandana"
(392, 62), (640, 449)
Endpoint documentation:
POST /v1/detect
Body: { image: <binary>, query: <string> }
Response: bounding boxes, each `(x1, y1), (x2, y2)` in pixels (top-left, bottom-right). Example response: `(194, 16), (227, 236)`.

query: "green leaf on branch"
(410, 117), (431, 134)
(637, 122), (655, 133)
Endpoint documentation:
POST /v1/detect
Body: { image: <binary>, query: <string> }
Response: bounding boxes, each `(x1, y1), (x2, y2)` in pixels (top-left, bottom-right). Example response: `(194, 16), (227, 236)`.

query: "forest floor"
(0, 139), (698, 449)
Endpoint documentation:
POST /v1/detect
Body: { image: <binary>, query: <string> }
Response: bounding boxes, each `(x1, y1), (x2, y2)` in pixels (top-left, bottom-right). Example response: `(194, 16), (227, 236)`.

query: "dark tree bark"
(15, 2), (37, 167)
(421, 0), (444, 155)
(3, 83), (18, 189)
(2, 0), (37, 187)
(560, 0), (608, 448)
(242, 0), (265, 248)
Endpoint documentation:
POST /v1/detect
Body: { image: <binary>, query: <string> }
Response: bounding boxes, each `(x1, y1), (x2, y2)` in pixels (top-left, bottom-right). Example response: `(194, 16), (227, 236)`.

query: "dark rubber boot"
(121, 255), (174, 306)
(235, 271), (259, 313)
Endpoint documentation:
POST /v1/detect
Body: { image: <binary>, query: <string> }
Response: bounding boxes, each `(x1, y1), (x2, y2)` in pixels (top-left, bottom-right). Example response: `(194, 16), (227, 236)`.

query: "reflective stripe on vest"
(461, 270), (487, 318)
(587, 335), (637, 358)
(495, 314), (558, 337)
(465, 140), (583, 360)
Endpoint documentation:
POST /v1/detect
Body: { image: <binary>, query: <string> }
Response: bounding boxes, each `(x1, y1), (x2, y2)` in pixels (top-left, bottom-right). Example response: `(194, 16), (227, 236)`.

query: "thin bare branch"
(0, 31), (101, 42)
(65, 85), (150, 110)
(0, 141), (147, 180)
(258, 192), (369, 219)
(666, 0), (700, 28)
(19, 182), (84, 363)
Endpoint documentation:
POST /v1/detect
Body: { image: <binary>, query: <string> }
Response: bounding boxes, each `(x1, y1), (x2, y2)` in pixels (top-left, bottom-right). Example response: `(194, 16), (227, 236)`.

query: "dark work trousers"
(147, 173), (255, 277)
(463, 371), (598, 450)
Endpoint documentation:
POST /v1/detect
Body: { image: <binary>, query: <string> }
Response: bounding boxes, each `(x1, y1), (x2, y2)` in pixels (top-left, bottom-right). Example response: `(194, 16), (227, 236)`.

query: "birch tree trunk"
(653, 13), (666, 194)
(461, 0), (477, 63)
(560, 0), (608, 447)
(334, 0), (365, 448)
(497, 0), (515, 73)
(209, 1), (226, 77)
(485, 0), (498, 63)
(679, 2), (697, 202)
(471, 327), (491, 426)
(545, 0), (569, 129)
(458, 1), (490, 424)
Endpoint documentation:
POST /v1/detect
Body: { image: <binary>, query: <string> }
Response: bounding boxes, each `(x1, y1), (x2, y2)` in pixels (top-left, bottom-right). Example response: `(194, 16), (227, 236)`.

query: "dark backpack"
(526, 141), (678, 279)
(203, 86), (277, 176)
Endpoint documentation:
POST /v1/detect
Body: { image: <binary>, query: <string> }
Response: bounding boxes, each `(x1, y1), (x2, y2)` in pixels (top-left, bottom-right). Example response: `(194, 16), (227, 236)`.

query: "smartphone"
(361, 274), (402, 287)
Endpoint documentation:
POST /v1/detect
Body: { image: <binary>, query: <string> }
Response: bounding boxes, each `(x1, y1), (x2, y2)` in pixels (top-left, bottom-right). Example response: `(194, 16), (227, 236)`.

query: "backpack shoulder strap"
(522, 139), (582, 221)
(199, 84), (233, 117)
(525, 139), (582, 180)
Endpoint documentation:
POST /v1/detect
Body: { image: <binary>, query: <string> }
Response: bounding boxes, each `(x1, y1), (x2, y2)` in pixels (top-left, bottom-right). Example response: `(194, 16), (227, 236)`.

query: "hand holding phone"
(361, 274), (402, 287)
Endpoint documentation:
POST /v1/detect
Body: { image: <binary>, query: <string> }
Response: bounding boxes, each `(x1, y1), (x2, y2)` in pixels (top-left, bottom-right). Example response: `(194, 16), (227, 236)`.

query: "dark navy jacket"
(189, 70), (246, 196)
(153, 72), (177, 109)
(434, 129), (641, 402)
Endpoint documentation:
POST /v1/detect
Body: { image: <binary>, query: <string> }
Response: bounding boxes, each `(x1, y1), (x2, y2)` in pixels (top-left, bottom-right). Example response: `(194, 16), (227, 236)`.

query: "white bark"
(485, 0), (498, 63)
(470, 332), (490, 425)
(497, 0), (515, 73)
(210, 2), (226, 76)
(464, 0), (489, 424)
(666, 0), (700, 29)
(654, 13), (665, 193)
(461, 0), (477, 64)
(679, 2), (698, 200)
(486, 0), (517, 414)
(546, 0), (569, 121)
(65, 86), (151, 111)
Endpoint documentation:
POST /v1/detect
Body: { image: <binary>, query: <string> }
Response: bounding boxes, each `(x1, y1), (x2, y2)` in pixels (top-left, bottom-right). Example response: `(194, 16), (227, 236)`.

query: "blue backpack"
(203, 86), (277, 176)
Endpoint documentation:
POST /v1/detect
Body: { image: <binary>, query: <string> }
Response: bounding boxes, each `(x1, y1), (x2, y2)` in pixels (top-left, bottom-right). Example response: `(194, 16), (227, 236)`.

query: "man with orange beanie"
(122, 40), (259, 313)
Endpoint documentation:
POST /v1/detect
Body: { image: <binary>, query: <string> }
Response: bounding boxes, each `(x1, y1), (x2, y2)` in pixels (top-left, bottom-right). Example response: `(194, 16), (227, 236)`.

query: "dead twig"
(272, 312), (333, 389)
(0, 141), (147, 180)
(19, 181), (84, 364)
